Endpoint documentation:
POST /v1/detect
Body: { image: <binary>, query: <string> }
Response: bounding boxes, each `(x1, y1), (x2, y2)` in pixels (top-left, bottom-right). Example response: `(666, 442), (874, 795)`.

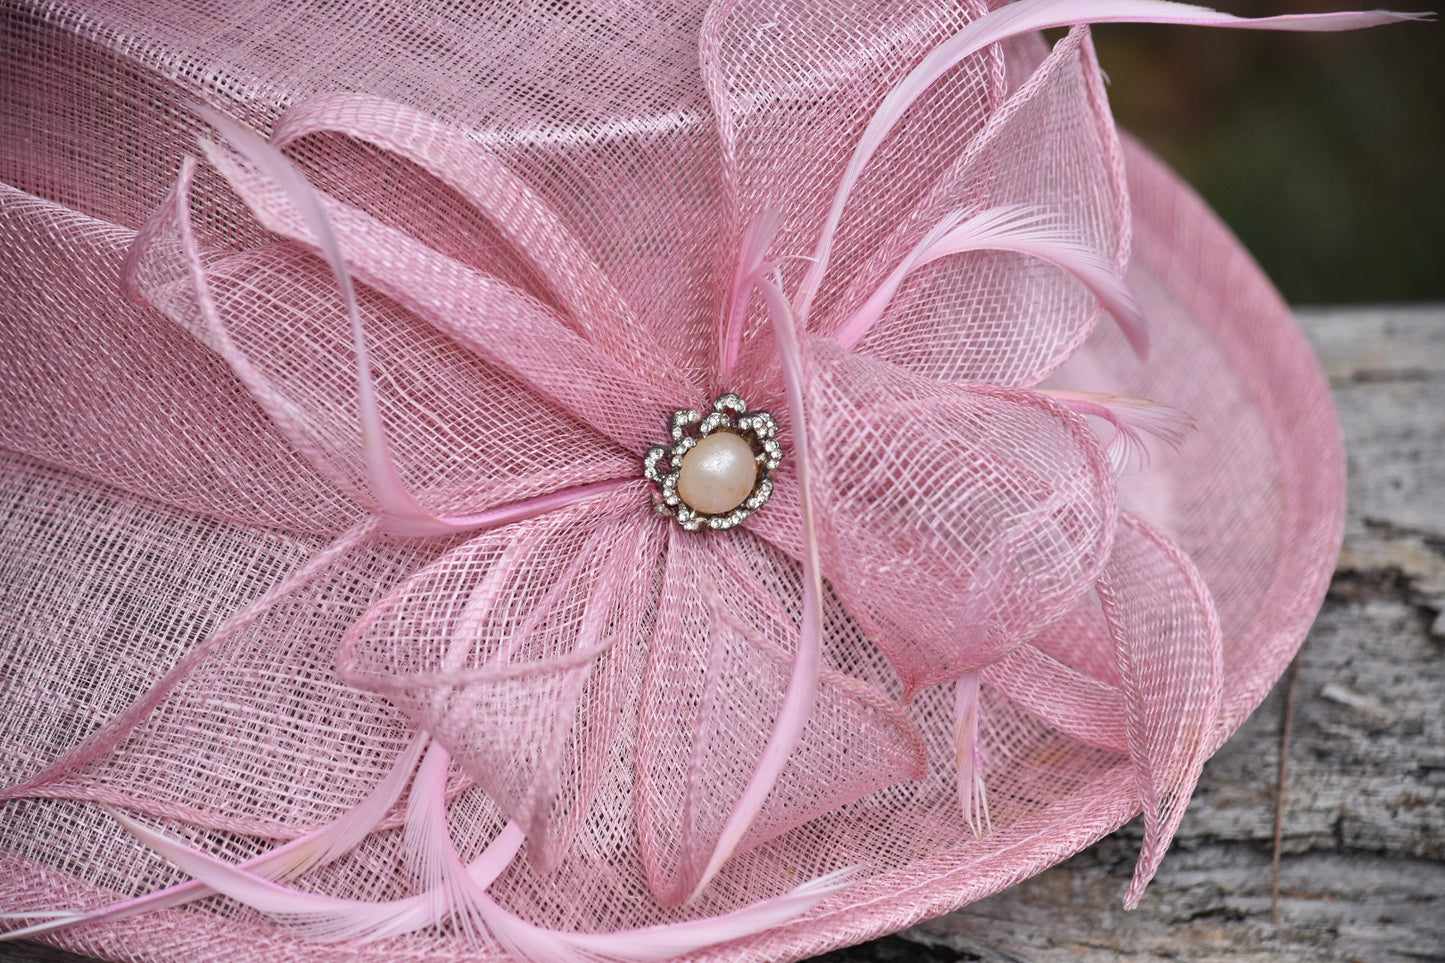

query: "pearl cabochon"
(676, 432), (759, 515)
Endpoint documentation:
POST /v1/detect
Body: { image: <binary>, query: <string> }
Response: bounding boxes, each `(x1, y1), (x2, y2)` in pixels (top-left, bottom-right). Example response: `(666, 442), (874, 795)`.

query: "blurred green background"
(1080, 2), (1441, 305)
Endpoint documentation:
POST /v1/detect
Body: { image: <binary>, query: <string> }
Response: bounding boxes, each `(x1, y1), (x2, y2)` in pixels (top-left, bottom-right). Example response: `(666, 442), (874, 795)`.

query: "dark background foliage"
(1081, 1), (1441, 304)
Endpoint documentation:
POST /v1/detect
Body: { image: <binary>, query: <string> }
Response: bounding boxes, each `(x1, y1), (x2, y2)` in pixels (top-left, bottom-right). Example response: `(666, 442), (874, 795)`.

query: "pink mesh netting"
(1, 0), (1382, 959)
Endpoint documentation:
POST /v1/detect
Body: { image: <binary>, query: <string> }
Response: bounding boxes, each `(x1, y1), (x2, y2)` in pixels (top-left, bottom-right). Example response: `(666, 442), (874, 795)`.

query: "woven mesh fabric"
(1, 0), (1347, 960)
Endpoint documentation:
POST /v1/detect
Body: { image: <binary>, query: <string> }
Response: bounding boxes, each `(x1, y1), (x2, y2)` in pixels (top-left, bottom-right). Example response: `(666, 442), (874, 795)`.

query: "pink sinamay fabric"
(0, 0), (1384, 959)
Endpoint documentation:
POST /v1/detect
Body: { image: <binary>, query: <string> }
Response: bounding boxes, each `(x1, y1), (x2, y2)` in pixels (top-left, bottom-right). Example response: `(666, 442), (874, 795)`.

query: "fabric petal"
(0, 184), (354, 536)
(1098, 512), (1223, 906)
(1056, 133), (1348, 740)
(268, 94), (699, 399)
(738, 466), (804, 561)
(984, 590), (1128, 754)
(339, 488), (659, 873)
(802, 335), (1117, 694)
(700, 0), (1005, 394)
(200, 136), (675, 455)
(0, 452), (331, 798)
(0, 506), (431, 840)
(635, 527), (926, 905)
(832, 26), (1130, 387)
(128, 151), (641, 528)
(984, 640), (1127, 755)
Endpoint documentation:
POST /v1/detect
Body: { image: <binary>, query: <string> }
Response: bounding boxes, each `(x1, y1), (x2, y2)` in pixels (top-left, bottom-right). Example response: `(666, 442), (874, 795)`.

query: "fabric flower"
(127, 9), (1156, 909)
(0, 0), (1412, 956)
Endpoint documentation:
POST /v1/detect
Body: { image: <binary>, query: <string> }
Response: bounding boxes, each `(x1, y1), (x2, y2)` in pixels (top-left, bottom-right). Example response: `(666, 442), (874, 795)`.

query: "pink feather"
(104, 807), (453, 943)
(679, 270), (827, 902)
(0, 734), (425, 943)
(954, 672), (992, 839)
(1044, 389), (1193, 472)
(718, 208), (784, 386)
(396, 742), (857, 960)
(834, 205), (1148, 357)
(86, 737), (852, 959)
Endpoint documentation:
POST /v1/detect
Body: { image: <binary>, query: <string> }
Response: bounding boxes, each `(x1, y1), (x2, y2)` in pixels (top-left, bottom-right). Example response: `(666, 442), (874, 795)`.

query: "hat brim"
(0, 134), (1343, 963)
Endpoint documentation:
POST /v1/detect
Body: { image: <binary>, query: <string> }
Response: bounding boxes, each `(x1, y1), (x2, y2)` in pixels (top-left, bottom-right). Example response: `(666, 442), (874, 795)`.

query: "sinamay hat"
(0, 0), (1423, 959)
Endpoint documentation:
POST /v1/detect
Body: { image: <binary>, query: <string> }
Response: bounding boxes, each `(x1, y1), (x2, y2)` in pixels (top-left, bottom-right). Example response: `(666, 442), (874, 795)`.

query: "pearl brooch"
(643, 393), (781, 530)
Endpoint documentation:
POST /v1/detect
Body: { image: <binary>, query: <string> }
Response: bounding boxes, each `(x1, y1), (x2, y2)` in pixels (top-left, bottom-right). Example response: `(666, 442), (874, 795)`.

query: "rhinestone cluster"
(644, 393), (782, 531)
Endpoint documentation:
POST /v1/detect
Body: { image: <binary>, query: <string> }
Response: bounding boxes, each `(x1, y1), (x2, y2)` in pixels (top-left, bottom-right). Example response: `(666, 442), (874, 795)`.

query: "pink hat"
(0, 0), (1422, 959)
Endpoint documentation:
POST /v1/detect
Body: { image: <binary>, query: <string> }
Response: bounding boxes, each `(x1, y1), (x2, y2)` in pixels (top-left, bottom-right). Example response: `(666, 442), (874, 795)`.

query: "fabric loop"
(202, 137), (674, 456)
(799, 335), (1118, 694)
(269, 94), (697, 398)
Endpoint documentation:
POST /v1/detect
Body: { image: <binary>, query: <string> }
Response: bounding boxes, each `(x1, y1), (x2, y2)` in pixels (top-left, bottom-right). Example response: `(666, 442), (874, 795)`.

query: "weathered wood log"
(5, 306), (1442, 962)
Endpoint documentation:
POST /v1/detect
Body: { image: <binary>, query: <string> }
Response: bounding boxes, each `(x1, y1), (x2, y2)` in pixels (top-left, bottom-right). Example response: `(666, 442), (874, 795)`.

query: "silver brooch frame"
(643, 392), (782, 531)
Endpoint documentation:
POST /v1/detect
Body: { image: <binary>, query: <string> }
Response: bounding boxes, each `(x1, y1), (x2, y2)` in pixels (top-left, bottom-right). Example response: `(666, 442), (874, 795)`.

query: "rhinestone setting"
(644, 393), (782, 530)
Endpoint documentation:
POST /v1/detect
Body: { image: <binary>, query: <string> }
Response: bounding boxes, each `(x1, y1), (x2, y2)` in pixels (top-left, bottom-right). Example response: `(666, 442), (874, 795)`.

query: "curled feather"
(835, 205), (1148, 357)
(1044, 389), (1193, 472)
(682, 270), (826, 901)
